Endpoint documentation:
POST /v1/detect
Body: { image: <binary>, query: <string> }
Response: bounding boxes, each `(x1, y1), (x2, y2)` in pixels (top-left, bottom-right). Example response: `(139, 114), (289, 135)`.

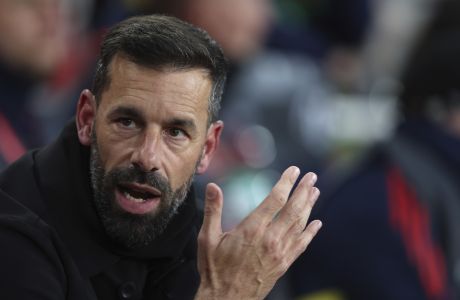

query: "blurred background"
(0, 0), (416, 221)
(1, 0), (459, 299)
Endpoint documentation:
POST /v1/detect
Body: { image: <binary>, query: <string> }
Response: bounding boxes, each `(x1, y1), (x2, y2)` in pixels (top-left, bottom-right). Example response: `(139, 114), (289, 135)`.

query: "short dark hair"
(92, 15), (227, 123)
(399, 0), (460, 117)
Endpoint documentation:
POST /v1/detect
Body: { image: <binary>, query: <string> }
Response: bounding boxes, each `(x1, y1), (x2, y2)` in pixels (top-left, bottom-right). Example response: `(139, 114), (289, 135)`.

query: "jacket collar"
(398, 118), (460, 172)
(34, 121), (198, 277)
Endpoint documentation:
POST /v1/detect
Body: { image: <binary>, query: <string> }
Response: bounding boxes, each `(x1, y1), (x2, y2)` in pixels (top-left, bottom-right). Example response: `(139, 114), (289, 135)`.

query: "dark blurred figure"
(0, 0), (77, 168)
(269, 0), (371, 60)
(147, 0), (274, 64)
(0, 0), (105, 170)
(0, 0), (65, 164)
(288, 1), (460, 299)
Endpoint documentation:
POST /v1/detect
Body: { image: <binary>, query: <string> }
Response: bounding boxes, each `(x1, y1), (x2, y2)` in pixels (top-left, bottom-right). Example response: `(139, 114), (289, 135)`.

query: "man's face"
(185, 0), (274, 61)
(77, 55), (221, 248)
(0, 0), (68, 76)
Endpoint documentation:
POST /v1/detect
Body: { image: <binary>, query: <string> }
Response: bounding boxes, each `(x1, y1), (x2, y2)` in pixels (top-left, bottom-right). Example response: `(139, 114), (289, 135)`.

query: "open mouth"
(115, 182), (162, 214)
(118, 183), (161, 202)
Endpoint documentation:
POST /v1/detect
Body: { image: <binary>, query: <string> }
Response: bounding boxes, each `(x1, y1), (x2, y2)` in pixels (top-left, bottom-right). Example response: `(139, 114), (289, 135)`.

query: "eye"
(116, 118), (136, 129)
(167, 128), (187, 138)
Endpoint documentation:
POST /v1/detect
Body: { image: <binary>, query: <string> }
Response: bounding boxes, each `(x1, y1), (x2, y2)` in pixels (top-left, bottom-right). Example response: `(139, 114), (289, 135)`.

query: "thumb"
(200, 182), (223, 242)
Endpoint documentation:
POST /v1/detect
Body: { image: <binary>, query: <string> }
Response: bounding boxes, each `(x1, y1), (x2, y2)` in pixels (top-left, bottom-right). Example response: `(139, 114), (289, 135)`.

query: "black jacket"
(289, 119), (459, 299)
(0, 122), (201, 299)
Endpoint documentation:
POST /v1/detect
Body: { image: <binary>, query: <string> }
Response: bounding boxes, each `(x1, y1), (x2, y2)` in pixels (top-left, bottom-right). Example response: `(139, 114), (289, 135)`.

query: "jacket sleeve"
(0, 214), (68, 299)
(0, 187), (69, 299)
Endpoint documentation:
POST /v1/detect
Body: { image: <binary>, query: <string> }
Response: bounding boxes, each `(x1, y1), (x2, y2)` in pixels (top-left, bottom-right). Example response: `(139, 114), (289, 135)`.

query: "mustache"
(108, 166), (171, 194)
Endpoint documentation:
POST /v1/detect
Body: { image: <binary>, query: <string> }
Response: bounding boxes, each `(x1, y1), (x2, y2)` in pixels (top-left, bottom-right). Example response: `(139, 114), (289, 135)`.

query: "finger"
(277, 219), (322, 273)
(274, 173), (319, 235)
(298, 186), (320, 230)
(293, 219), (322, 257)
(249, 166), (300, 225)
(283, 185), (320, 245)
(199, 183), (224, 243)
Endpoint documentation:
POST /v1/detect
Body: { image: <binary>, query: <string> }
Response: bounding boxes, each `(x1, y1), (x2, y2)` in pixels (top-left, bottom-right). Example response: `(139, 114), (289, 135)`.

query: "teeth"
(124, 191), (145, 203)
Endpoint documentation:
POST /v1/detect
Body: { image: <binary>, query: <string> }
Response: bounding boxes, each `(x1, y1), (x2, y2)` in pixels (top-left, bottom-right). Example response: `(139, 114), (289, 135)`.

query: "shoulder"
(289, 147), (427, 299)
(0, 189), (92, 299)
(308, 147), (398, 259)
(0, 150), (48, 217)
(320, 148), (391, 221)
(0, 189), (67, 298)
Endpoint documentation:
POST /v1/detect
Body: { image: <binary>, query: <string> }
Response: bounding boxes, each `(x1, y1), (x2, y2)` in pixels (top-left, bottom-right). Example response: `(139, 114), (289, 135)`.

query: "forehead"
(99, 55), (213, 120)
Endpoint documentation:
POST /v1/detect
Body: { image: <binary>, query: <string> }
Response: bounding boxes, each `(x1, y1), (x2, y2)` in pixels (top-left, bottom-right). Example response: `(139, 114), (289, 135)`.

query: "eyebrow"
(107, 106), (145, 121)
(166, 117), (197, 134)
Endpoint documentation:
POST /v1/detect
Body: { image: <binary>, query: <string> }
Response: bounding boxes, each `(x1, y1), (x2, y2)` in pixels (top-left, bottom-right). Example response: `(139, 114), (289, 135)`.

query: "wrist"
(194, 285), (219, 300)
(194, 283), (260, 300)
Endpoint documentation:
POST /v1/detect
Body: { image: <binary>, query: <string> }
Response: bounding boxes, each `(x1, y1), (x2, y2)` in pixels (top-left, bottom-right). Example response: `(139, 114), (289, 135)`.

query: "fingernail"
(290, 166), (300, 181)
(312, 220), (322, 231)
(309, 173), (317, 185)
(312, 187), (320, 201)
(206, 185), (217, 199)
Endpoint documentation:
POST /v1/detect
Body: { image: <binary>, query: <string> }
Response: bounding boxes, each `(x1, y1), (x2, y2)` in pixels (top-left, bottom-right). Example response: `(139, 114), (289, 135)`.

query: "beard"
(89, 134), (196, 249)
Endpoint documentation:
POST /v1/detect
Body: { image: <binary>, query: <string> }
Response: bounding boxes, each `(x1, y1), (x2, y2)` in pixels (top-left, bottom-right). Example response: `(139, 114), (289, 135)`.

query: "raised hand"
(195, 166), (322, 300)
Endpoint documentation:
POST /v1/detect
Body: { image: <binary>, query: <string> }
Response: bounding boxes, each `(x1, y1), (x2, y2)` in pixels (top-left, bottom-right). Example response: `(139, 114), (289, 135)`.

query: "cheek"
(164, 146), (203, 190)
(94, 130), (135, 172)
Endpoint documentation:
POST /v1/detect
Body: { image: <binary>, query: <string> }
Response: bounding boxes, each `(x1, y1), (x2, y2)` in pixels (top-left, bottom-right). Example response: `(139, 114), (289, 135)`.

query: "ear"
(196, 121), (224, 174)
(75, 89), (97, 146)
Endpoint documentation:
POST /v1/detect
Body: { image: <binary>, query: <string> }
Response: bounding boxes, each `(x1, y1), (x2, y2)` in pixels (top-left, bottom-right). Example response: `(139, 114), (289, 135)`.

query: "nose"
(130, 129), (160, 172)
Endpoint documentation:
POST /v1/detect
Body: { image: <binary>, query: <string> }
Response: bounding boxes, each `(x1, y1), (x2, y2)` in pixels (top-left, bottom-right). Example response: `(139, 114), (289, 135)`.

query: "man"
(289, 1), (460, 299)
(0, 0), (93, 169)
(0, 15), (322, 299)
(0, 0), (70, 167)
